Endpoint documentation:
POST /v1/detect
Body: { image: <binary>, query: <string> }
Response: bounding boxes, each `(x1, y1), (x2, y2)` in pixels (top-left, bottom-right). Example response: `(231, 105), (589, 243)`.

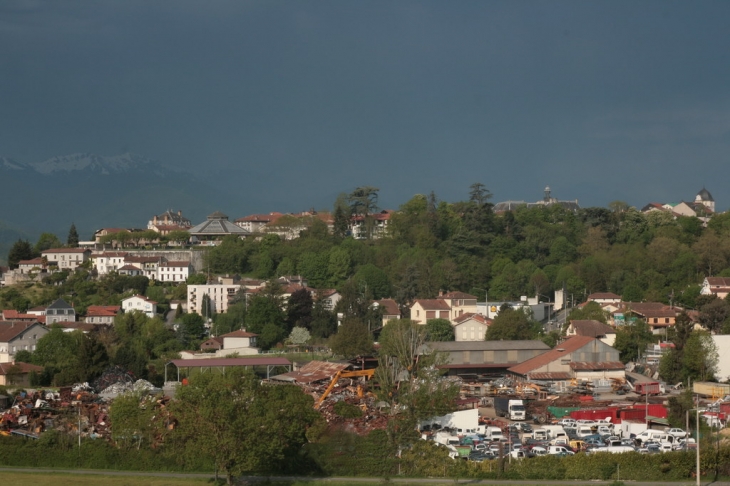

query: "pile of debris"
(91, 366), (137, 393)
(99, 379), (156, 398)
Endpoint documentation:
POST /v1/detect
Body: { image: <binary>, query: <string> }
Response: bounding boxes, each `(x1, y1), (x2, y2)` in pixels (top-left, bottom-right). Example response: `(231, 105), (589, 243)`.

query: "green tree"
(682, 331), (718, 382)
(613, 320), (655, 363)
(354, 263), (392, 300)
(376, 319), (458, 447)
(310, 295), (337, 339)
(67, 223), (80, 247)
(7, 239), (34, 268)
(329, 317), (374, 359)
(348, 186), (380, 239)
(566, 301), (607, 324)
(425, 318), (454, 341)
(286, 288), (313, 331)
(34, 233), (62, 254)
(171, 369), (321, 484)
(698, 297), (730, 333)
(327, 246), (352, 286)
(485, 306), (535, 341)
(332, 192), (351, 239)
(178, 313), (206, 347)
(288, 326), (311, 345)
(110, 392), (160, 449)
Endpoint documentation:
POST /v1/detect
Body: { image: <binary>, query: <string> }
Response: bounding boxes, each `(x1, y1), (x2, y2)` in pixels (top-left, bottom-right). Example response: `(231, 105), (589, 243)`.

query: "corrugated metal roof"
(508, 336), (596, 375)
(270, 360), (351, 384)
(528, 372), (572, 380)
(570, 361), (625, 371)
(428, 340), (550, 352)
(169, 357), (290, 367)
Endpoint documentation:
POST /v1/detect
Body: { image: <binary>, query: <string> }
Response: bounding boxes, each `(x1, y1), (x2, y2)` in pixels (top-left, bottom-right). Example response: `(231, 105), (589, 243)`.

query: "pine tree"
(7, 239), (34, 268)
(67, 223), (80, 247)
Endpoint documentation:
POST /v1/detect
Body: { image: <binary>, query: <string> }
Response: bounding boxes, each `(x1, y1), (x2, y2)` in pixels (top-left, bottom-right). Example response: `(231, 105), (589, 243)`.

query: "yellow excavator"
(314, 368), (376, 409)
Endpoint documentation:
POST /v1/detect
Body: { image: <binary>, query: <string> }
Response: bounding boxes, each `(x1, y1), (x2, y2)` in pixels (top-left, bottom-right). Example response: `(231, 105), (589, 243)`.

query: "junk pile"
(310, 381), (390, 435)
(0, 367), (170, 444)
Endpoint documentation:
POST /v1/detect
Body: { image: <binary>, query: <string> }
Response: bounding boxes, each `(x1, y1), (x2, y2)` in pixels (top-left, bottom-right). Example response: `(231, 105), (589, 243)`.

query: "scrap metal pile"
(302, 377), (390, 435)
(0, 367), (169, 444)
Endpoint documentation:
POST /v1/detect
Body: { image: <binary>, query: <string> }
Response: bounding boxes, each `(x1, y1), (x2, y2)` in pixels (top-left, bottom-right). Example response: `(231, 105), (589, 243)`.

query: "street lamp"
(689, 407), (704, 486)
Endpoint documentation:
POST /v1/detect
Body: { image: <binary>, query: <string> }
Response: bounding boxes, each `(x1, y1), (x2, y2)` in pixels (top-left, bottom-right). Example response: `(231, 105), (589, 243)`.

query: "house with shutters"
(453, 313), (492, 341)
(566, 319), (616, 347)
(84, 305), (121, 325)
(410, 291), (478, 325)
(46, 299), (76, 324)
(0, 321), (49, 361)
(122, 295), (157, 318)
(372, 299), (401, 327)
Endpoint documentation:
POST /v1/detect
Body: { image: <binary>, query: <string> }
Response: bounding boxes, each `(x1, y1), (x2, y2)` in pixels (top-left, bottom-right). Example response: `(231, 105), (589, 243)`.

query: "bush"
(333, 401), (362, 419)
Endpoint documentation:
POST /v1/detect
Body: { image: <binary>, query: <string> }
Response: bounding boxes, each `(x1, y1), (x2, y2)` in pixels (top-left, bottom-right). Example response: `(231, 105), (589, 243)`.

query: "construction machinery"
(314, 368), (376, 409)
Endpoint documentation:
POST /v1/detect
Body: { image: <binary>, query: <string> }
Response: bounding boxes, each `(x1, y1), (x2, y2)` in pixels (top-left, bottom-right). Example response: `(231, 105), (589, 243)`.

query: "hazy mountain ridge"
(0, 152), (243, 249)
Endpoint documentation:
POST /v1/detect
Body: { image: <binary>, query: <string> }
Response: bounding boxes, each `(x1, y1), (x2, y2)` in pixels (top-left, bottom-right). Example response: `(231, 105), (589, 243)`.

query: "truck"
(494, 397), (526, 421)
(634, 382), (664, 396)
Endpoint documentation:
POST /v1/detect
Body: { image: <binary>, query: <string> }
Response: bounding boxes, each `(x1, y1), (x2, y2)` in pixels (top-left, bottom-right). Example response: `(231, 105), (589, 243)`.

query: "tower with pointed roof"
(695, 187), (715, 213)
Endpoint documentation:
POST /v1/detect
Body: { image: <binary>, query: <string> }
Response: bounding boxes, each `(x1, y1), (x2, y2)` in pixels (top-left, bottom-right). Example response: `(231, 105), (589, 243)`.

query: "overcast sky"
(2, 1), (729, 211)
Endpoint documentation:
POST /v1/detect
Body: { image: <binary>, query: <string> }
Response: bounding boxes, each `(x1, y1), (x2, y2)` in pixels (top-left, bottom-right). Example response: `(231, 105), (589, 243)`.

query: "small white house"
(121, 295), (157, 318)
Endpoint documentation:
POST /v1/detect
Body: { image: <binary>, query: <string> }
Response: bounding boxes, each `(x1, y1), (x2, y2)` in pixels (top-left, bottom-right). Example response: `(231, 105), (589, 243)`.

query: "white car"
(667, 428), (687, 439)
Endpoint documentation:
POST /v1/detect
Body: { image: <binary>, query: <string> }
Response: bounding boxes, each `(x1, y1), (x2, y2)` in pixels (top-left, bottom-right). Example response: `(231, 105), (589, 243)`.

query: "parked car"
(667, 428), (687, 439)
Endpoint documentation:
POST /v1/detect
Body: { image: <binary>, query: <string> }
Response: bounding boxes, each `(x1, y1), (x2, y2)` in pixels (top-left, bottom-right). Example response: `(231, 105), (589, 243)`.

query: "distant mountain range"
(0, 153), (245, 263)
(0, 152), (347, 264)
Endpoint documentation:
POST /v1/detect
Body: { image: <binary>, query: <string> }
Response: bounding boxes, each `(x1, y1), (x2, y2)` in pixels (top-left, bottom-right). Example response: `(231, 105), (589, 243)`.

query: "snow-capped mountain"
(0, 157), (33, 171)
(24, 152), (173, 176)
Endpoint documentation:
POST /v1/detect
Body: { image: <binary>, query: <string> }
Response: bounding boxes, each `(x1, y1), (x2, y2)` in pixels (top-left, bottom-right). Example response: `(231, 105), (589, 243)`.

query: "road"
(0, 467), (728, 486)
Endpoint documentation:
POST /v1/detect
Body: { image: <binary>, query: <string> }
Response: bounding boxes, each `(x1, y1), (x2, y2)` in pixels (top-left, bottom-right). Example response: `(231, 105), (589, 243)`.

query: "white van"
(577, 426), (595, 438)
(635, 429), (666, 444)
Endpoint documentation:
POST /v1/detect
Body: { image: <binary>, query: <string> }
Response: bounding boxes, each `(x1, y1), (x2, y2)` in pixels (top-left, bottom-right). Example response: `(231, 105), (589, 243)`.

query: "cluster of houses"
(91, 208), (396, 247)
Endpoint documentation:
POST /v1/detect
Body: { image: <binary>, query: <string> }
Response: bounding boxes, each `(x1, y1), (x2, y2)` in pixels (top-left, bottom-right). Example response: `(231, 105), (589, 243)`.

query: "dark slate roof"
(570, 320), (616, 338)
(697, 187), (714, 201)
(47, 298), (73, 310)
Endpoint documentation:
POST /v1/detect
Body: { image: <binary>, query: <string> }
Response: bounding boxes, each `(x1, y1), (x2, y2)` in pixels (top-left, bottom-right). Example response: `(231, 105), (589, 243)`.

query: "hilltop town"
(0, 184), (729, 482)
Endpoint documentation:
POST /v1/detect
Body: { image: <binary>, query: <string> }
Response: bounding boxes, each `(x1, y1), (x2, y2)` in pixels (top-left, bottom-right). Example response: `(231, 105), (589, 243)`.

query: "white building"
(158, 261), (193, 283)
(91, 252), (129, 275)
(187, 284), (241, 315)
(42, 248), (91, 271)
(122, 295), (157, 318)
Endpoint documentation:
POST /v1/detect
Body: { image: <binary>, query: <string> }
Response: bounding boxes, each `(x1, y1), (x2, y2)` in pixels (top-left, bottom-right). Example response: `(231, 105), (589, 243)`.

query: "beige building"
(453, 313), (491, 341)
(410, 291), (478, 325)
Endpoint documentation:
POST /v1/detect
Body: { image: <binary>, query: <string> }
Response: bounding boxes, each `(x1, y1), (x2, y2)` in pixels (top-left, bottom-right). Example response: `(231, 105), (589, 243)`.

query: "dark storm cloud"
(1, 1), (729, 211)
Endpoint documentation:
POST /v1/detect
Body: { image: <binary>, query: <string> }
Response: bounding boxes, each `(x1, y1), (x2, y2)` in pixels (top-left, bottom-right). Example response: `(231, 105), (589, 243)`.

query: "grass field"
(0, 472), (212, 486)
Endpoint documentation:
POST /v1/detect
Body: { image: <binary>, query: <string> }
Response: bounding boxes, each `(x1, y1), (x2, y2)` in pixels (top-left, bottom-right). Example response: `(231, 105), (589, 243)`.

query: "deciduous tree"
(171, 369), (322, 484)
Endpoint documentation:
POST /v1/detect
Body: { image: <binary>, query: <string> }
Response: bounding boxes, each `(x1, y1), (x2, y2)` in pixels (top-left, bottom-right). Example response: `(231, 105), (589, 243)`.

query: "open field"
(0, 471), (212, 486)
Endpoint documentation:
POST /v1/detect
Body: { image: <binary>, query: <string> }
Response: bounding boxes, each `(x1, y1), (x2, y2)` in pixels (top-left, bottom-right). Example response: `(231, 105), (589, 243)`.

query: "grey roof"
(427, 340), (550, 352)
(47, 298), (73, 310)
(697, 187), (714, 201)
(189, 212), (250, 236)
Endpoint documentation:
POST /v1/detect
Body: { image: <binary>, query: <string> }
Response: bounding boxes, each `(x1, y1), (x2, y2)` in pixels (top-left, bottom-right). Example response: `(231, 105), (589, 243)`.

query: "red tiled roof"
(0, 361), (43, 375)
(706, 277), (730, 287)
(235, 212), (284, 223)
(0, 322), (38, 343)
(220, 330), (258, 338)
(18, 258), (44, 265)
(414, 299), (451, 310)
(508, 336), (596, 376)
(569, 320), (616, 337)
(374, 298), (400, 317)
(124, 294), (157, 305)
(86, 306), (121, 317)
(0, 311), (38, 321)
(91, 252), (129, 258)
(159, 261), (191, 268)
(440, 291), (478, 300)
(453, 313), (491, 325)
(118, 265), (142, 271)
(42, 248), (89, 254)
